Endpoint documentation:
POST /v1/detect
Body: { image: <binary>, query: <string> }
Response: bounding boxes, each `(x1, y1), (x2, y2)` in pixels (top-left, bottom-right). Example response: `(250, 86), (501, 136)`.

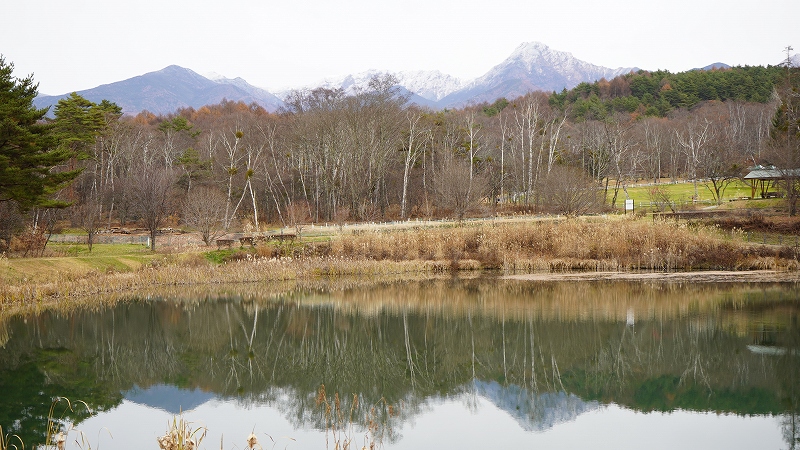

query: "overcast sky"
(3, 0), (797, 95)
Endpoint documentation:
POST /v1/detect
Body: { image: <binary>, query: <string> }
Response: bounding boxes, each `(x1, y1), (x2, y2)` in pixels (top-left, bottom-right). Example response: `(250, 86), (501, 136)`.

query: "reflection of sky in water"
(4, 280), (796, 449)
(70, 385), (785, 450)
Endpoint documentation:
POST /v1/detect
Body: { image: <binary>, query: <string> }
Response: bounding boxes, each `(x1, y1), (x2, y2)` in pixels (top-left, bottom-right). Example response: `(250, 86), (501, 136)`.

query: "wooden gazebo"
(743, 165), (800, 198)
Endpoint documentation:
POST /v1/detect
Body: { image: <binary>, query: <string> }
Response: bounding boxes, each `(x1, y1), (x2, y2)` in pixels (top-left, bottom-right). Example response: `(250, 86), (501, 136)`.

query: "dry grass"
(325, 216), (798, 272)
(0, 426), (22, 450)
(0, 397), (98, 450)
(157, 415), (206, 450)
(316, 384), (394, 450)
(1, 216), (797, 309)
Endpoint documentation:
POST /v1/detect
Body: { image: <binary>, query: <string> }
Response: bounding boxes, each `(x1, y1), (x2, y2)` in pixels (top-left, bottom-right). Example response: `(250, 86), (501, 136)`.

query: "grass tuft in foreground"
(1, 426), (23, 450)
(156, 415), (206, 450)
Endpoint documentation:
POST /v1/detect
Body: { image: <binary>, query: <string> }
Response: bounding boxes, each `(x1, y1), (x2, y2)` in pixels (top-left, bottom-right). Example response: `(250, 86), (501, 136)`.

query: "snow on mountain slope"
(277, 69), (464, 104)
(395, 70), (465, 102)
(440, 41), (636, 107)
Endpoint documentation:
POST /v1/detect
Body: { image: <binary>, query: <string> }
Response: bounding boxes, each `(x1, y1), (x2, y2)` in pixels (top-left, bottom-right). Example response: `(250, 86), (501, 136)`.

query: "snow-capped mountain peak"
(439, 41), (637, 107)
(483, 41), (633, 86)
(211, 41), (638, 109)
(276, 69), (465, 104)
(395, 70), (465, 102)
(204, 71), (227, 81)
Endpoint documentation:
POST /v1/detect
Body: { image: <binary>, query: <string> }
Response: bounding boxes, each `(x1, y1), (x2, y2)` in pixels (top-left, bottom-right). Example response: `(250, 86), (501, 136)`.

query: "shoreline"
(504, 270), (800, 283)
(5, 216), (800, 310)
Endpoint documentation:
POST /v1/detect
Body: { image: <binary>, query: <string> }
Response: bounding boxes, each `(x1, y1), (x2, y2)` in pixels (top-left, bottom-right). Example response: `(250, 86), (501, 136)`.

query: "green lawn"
(1, 243), (160, 285)
(48, 242), (150, 257)
(616, 180), (781, 211)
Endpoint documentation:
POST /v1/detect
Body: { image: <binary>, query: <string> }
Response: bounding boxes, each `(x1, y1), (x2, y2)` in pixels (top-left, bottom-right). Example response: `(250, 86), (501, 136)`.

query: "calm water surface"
(1, 278), (798, 449)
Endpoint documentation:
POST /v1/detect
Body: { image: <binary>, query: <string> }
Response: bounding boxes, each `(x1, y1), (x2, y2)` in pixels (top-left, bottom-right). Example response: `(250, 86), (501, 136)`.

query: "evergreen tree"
(0, 56), (80, 210)
(52, 92), (107, 161)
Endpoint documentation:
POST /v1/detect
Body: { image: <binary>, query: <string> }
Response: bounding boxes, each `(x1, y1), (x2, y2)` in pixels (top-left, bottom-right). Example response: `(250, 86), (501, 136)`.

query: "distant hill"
(694, 62), (732, 71)
(33, 65), (285, 115)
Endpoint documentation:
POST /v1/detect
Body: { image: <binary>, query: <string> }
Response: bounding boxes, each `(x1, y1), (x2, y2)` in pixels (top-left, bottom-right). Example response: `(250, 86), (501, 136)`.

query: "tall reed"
(156, 415), (206, 450)
(315, 384), (394, 450)
(0, 426), (22, 450)
(326, 217), (796, 272)
(2, 217), (797, 307)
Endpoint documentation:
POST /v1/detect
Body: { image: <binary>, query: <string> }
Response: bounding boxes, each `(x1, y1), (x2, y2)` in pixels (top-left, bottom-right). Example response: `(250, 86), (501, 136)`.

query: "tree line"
(1, 56), (798, 252)
(550, 65), (785, 121)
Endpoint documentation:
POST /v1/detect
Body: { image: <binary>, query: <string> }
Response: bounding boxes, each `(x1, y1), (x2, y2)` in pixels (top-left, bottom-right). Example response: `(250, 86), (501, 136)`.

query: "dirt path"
(504, 270), (800, 283)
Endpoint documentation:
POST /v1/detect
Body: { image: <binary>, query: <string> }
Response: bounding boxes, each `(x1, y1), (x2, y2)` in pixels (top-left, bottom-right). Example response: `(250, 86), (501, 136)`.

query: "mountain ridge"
(33, 65), (284, 115)
(440, 42), (636, 106)
(33, 41), (758, 115)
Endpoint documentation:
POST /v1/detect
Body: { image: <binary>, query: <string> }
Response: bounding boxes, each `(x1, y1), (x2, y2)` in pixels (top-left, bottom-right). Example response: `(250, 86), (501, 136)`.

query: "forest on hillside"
(1, 59), (799, 252)
(548, 65), (785, 120)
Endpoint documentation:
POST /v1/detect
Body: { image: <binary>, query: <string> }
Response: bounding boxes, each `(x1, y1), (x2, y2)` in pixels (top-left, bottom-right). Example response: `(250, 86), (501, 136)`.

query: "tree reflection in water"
(0, 278), (798, 448)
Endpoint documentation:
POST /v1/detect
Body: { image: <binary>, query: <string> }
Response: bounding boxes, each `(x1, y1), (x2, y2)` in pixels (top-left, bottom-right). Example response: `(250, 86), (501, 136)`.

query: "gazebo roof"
(744, 168), (782, 180)
(743, 166), (800, 180)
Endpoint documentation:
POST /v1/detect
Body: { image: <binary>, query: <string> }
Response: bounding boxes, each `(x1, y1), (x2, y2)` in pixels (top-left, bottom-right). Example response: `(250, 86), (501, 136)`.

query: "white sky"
(2, 0), (798, 95)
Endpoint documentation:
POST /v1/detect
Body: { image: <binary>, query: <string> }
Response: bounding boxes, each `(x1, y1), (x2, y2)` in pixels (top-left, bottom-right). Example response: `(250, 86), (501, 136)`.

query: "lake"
(1, 277), (798, 449)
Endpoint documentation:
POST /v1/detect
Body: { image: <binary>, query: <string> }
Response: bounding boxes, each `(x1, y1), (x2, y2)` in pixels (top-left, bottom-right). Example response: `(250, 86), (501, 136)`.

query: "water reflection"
(0, 278), (798, 449)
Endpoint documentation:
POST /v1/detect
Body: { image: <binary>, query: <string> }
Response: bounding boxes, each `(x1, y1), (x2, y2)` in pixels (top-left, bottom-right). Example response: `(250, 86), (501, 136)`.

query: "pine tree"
(0, 56), (81, 210)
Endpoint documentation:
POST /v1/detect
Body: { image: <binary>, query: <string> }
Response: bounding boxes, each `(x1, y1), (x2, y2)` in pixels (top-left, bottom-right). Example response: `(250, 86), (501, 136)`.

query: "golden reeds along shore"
(2, 216), (799, 309)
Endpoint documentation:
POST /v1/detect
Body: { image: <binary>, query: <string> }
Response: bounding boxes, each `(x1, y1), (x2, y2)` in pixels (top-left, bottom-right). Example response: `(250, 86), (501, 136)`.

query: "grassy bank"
(620, 179), (784, 211)
(1, 243), (158, 284)
(2, 216), (798, 309)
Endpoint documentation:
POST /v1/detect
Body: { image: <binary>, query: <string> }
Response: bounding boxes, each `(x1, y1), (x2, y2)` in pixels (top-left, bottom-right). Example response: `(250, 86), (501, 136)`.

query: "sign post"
(625, 199), (634, 214)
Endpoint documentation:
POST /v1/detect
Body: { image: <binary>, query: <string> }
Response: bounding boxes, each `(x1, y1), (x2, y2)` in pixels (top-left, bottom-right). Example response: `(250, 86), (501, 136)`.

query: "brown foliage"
(705, 213), (800, 234)
(9, 227), (47, 257)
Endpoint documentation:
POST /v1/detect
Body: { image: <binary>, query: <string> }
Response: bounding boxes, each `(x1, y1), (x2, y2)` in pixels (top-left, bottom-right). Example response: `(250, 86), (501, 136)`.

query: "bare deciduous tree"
(130, 169), (176, 251)
(73, 200), (104, 252)
(183, 186), (227, 246)
(400, 109), (427, 219)
(675, 111), (715, 200)
(540, 165), (603, 216)
(285, 200), (312, 238)
(435, 156), (488, 220)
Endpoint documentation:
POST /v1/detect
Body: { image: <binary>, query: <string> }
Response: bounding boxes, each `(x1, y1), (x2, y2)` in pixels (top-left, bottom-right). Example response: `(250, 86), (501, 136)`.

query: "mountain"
(276, 69), (463, 108)
(694, 62), (732, 71)
(207, 73), (285, 111)
(439, 41), (637, 107)
(396, 70), (465, 102)
(287, 43), (634, 109)
(32, 42), (645, 115)
(33, 65), (284, 115)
